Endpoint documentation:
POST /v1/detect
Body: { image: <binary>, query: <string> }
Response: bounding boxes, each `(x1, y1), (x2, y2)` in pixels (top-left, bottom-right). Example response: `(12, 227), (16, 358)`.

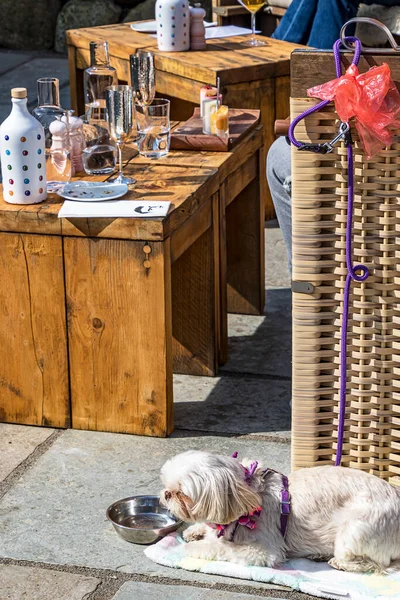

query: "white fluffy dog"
(160, 450), (400, 573)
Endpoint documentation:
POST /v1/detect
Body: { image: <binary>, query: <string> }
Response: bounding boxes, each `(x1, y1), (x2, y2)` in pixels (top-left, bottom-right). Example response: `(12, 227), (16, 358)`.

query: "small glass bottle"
(32, 78), (65, 149)
(84, 41), (117, 125)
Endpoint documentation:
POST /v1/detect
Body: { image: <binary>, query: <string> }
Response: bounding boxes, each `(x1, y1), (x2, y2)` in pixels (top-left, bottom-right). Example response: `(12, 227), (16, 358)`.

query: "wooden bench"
(0, 125), (264, 437)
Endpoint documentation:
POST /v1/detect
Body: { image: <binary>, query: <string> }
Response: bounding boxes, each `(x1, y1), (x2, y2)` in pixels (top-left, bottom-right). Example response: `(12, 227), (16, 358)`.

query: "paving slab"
(0, 424), (54, 481)
(0, 564), (100, 599)
(0, 430), (290, 592)
(0, 52), (33, 76)
(220, 287), (291, 379)
(265, 222), (291, 290)
(112, 581), (288, 599)
(0, 56), (69, 118)
(174, 374), (290, 437)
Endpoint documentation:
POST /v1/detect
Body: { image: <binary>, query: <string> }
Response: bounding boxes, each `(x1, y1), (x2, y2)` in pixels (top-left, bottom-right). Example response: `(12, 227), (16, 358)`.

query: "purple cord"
(288, 37), (362, 148)
(288, 37), (369, 466)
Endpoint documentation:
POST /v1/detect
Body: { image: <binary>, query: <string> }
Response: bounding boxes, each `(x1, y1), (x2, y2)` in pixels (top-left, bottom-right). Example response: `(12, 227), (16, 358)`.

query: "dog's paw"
(184, 541), (218, 561)
(183, 524), (208, 543)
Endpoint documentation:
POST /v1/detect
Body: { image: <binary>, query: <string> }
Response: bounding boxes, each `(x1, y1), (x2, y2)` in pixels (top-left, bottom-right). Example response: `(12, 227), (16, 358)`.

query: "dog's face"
(160, 450), (262, 524)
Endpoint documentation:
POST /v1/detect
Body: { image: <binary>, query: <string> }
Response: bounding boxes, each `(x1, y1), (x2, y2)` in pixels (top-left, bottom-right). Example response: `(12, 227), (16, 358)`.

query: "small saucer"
(57, 181), (128, 202)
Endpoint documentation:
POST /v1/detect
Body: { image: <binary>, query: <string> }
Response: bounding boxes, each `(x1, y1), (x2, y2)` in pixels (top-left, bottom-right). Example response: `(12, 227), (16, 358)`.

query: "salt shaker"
(156, 0), (190, 52)
(190, 3), (206, 50)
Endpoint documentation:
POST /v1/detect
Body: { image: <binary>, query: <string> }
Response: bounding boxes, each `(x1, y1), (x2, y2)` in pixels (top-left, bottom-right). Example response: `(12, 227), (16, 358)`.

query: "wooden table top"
(66, 22), (301, 86)
(0, 125), (262, 242)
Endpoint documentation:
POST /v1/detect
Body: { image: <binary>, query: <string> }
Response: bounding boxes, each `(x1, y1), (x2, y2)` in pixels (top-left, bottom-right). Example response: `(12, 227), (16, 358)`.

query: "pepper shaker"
(190, 3), (206, 50)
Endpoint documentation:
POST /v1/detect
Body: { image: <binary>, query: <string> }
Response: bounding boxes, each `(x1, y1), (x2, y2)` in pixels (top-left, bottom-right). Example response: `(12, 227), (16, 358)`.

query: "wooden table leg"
(0, 233), (69, 428)
(170, 195), (220, 376)
(225, 147), (265, 316)
(64, 236), (173, 437)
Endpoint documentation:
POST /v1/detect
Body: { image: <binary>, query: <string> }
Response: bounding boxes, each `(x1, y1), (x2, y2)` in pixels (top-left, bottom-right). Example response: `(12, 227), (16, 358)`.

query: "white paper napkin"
(58, 200), (171, 219)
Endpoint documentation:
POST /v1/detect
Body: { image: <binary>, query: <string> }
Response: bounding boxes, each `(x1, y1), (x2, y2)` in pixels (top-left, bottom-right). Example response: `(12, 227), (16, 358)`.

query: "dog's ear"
(175, 491), (194, 520)
(188, 463), (262, 524)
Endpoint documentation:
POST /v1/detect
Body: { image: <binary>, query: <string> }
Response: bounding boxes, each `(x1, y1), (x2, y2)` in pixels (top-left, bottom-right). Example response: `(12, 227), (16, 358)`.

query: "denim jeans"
(266, 136), (292, 273)
(272, 0), (400, 49)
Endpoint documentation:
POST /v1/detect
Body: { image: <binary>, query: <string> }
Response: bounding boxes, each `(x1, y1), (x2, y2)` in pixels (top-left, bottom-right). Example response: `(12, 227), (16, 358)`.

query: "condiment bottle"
(0, 87), (46, 205)
(156, 0), (190, 52)
(190, 3), (206, 50)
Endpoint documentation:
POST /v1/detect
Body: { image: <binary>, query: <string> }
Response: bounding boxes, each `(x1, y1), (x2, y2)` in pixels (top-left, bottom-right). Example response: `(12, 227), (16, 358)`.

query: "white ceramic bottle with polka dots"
(0, 88), (46, 204)
(156, 0), (190, 52)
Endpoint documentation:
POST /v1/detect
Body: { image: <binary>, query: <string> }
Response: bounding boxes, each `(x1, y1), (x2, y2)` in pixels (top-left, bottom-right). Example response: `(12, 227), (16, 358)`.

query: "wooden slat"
(65, 236), (173, 436)
(291, 49), (400, 97)
(172, 217), (218, 376)
(226, 167), (264, 315)
(0, 233), (69, 427)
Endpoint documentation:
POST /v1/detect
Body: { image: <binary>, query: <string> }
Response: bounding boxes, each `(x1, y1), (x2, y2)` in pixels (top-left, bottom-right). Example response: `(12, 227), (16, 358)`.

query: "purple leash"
(288, 37), (369, 466)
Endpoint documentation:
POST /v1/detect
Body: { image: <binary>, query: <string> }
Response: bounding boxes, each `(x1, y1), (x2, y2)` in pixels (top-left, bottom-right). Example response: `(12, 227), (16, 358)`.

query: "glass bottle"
(32, 77), (65, 149)
(84, 41), (117, 126)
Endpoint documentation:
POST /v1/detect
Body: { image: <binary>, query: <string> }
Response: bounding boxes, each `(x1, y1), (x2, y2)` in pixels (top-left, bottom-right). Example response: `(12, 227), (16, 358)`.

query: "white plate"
(57, 181), (128, 202)
(130, 20), (217, 33)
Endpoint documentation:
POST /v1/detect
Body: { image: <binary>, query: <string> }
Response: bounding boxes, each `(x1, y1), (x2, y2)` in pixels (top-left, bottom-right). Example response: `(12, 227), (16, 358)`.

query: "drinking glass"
(237, 0), (267, 47)
(130, 50), (155, 107)
(105, 85), (136, 184)
(135, 99), (170, 159)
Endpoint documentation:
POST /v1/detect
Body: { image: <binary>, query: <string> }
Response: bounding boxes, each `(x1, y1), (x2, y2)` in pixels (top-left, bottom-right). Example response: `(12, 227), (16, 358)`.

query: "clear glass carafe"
(84, 41), (117, 128)
(32, 77), (65, 149)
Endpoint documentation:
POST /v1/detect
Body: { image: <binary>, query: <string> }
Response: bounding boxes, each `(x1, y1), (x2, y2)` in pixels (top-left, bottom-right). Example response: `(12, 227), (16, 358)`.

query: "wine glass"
(130, 50), (155, 107)
(105, 85), (136, 185)
(237, 0), (267, 47)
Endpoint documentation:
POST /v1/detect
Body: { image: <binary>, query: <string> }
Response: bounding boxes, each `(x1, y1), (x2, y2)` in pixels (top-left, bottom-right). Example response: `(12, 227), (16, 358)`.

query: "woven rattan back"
(291, 95), (400, 485)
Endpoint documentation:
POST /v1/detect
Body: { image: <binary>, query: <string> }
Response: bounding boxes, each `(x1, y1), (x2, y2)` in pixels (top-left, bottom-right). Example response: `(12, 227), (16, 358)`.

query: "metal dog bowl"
(106, 495), (182, 545)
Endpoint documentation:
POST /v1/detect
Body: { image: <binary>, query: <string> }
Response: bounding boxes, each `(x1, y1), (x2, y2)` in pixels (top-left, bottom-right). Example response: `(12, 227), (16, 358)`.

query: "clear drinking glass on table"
(105, 85), (136, 184)
(135, 99), (170, 159)
(130, 50), (156, 108)
(237, 0), (267, 47)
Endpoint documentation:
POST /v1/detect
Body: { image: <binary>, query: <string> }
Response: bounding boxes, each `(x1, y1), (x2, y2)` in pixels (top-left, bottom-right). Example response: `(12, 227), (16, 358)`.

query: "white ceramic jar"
(0, 88), (46, 205)
(156, 0), (190, 52)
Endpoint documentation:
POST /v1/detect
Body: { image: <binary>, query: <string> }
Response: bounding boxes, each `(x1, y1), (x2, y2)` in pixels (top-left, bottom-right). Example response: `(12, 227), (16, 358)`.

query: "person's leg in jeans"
(266, 136), (292, 273)
(273, 0), (360, 48)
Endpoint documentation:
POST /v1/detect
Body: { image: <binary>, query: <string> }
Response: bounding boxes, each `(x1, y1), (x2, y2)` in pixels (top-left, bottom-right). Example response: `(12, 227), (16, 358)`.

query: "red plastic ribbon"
(307, 63), (400, 159)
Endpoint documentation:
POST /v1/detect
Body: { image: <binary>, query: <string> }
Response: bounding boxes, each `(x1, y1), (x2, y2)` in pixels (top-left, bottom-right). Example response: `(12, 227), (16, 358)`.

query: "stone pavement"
(0, 48), (310, 600)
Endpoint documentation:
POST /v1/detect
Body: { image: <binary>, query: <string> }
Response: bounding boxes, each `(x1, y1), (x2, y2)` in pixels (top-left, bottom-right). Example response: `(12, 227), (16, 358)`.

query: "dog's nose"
(164, 490), (172, 501)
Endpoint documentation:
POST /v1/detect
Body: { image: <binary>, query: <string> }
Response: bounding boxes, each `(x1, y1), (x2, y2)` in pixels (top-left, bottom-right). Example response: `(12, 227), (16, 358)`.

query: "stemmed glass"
(237, 0), (267, 47)
(130, 50), (155, 108)
(105, 85), (136, 185)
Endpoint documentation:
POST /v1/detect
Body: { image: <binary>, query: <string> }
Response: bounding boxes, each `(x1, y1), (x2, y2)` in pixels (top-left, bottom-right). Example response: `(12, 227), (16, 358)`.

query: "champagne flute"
(237, 0), (267, 47)
(130, 50), (155, 107)
(105, 85), (136, 185)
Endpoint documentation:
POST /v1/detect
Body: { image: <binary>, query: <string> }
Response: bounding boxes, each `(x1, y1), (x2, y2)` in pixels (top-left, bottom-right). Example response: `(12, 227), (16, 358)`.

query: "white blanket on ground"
(145, 533), (400, 600)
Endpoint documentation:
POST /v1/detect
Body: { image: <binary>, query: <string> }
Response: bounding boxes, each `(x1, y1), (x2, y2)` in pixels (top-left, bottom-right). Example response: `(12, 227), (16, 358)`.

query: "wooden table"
(0, 126), (264, 437)
(66, 23), (300, 218)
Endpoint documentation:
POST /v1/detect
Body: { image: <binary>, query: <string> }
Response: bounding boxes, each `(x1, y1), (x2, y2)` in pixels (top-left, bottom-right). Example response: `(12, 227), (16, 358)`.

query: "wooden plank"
(213, 5), (248, 16)
(0, 233), (69, 427)
(291, 49), (400, 97)
(224, 152), (258, 206)
(170, 199), (212, 263)
(275, 75), (290, 120)
(172, 210), (218, 376)
(224, 81), (275, 218)
(218, 184), (228, 364)
(226, 174), (264, 315)
(64, 236), (173, 436)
